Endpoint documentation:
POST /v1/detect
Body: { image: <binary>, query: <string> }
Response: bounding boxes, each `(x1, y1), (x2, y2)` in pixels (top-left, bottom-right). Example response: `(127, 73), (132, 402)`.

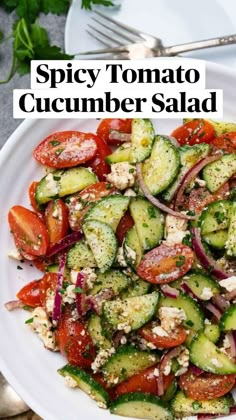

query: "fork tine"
(87, 23), (123, 46)
(91, 17), (137, 44)
(86, 29), (111, 47)
(74, 44), (128, 56)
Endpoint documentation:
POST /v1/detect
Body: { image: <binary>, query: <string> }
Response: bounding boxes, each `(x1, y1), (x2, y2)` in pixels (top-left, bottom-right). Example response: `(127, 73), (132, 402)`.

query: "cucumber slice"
(171, 390), (230, 418)
(190, 332), (236, 374)
(131, 119), (155, 163)
(35, 168), (97, 205)
(202, 154), (236, 193)
(106, 144), (131, 164)
(84, 195), (130, 231)
(120, 275), (150, 299)
(162, 143), (210, 202)
(46, 263), (59, 273)
(158, 292), (204, 331)
(123, 226), (143, 270)
(142, 136), (180, 196)
(226, 202), (236, 257)
(103, 292), (159, 331)
(182, 271), (220, 299)
(200, 200), (232, 235)
(58, 364), (109, 406)
(67, 240), (97, 269)
(203, 229), (228, 249)
(184, 118), (236, 136)
(83, 220), (118, 272)
(89, 270), (130, 296)
(204, 324), (220, 343)
(129, 197), (164, 251)
(87, 314), (112, 349)
(219, 304), (236, 331)
(161, 380), (177, 403)
(110, 392), (173, 420)
(102, 346), (159, 385)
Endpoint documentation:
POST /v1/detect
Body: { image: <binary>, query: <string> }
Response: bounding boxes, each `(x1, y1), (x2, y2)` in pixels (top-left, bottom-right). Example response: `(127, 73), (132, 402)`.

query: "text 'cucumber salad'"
(5, 118), (236, 420)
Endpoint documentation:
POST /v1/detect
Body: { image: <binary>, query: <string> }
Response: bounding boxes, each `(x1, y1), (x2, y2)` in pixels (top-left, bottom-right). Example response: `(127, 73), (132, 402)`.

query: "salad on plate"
(5, 118), (236, 420)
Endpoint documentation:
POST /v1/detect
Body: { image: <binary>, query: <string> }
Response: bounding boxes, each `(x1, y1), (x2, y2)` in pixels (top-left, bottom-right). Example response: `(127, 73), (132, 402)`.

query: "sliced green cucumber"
(219, 304), (236, 331)
(190, 332), (236, 374)
(226, 202), (236, 257)
(106, 143), (131, 164)
(161, 380), (177, 403)
(158, 292), (204, 331)
(120, 274), (150, 299)
(102, 346), (159, 386)
(67, 240), (97, 269)
(200, 200), (232, 235)
(171, 390), (230, 418)
(83, 220), (117, 272)
(162, 143), (210, 202)
(123, 226), (143, 270)
(204, 324), (220, 343)
(110, 392), (173, 420)
(129, 197), (164, 251)
(142, 136), (180, 196)
(46, 263), (59, 273)
(35, 168), (97, 205)
(202, 154), (236, 193)
(130, 118), (155, 163)
(204, 229), (228, 249)
(184, 118), (236, 136)
(103, 292), (159, 331)
(58, 364), (109, 406)
(181, 271), (220, 299)
(89, 270), (130, 296)
(84, 195), (130, 231)
(87, 314), (112, 349)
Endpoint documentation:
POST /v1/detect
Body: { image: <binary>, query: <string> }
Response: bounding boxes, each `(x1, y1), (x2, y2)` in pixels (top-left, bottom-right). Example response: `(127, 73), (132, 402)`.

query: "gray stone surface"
(0, 9), (66, 148)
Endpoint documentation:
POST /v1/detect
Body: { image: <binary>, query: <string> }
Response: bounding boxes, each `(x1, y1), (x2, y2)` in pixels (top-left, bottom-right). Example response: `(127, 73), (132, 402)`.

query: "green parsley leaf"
(25, 317), (34, 324)
(147, 205), (156, 219)
(175, 255), (186, 267)
(81, 0), (114, 10)
(73, 287), (84, 294)
(41, 0), (70, 15)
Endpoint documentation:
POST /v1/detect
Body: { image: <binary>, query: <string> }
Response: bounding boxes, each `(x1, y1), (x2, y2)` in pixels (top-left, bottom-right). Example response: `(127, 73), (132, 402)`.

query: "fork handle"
(159, 34), (236, 56)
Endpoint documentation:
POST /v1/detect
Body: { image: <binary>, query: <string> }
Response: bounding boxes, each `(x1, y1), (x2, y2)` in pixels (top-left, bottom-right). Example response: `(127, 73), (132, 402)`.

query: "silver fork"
(75, 10), (236, 59)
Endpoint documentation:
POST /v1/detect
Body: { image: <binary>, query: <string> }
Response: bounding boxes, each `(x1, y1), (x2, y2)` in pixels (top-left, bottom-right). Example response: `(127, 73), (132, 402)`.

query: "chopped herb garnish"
(175, 255), (186, 267)
(182, 233), (193, 247)
(55, 148), (64, 156)
(142, 223), (149, 228)
(129, 168), (135, 173)
(186, 320), (194, 327)
(17, 265), (23, 270)
(192, 401), (202, 410)
(50, 141), (60, 146)
(25, 317), (34, 324)
(214, 211), (225, 224)
(147, 205), (156, 219)
(53, 176), (61, 181)
(23, 305), (32, 311)
(73, 287), (84, 294)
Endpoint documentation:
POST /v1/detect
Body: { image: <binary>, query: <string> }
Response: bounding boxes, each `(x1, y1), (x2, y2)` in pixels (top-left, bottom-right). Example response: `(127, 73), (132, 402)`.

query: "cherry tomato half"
(171, 120), (215, 146)
(116, 211), (134, 245)
(179, 369), (236, 400)
(45, 199), (69, 245)
(139, 321), (187, 349)
(137, 244), (194, 284)
(28, 181), (43, 215)
(17, 279), (41, 307)
(97, 119), (132, 145)
(39, 272), (57, 306)
(33, 131), (98, 168)
(188, 182), (229, 214)
(211, 132), (236, 153)
(86, 135), (112, 181)
(8, 206), (49, 256)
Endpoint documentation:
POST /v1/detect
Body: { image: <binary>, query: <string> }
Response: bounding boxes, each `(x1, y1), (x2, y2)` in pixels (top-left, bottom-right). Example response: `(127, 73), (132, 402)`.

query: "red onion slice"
(227, 332), (236, 360)
(190, 364), (204, 376)
(174, 154), (222, 212)
(4, 300), (24, 311)
(192, 227), (235, 280)
(136, 163), (195, 220)
(75, 272), (87, 317)
(212, 295), (230, 312)
(109, 131), (131, 142)
(160, 284), (179, 299)
(157, 346), (183, 396)
(86, 288), (114, 316)
(47, 231), (83, 257)
(181, 282), (199, 300)
(205, 303), (222, 320)
(52, 252), (67, 324)
(225, 289), (236, 302)
(160, 135), (180, 148)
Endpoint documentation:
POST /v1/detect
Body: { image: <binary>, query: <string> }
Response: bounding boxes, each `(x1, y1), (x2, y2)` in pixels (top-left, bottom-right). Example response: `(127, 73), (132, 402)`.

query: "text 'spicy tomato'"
(33, 131), (98, 168)
(86, 135), (112, 181)
(8, 206), (49, 256)
(39, 272), (57, 306)
(45, 199), (69, 245)
(97, 119), (132, 145)
(171, 120), (215, 146)
(137, 244), (194, 284)
(17, 279), (41, 307)
(139, 321), (187, 348)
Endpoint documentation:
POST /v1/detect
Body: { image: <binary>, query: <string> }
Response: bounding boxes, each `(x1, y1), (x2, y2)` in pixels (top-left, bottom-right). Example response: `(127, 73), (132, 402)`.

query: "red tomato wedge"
(189, 182), (229, 214)
(39, 272), (57, 306)
(137, 244), (194, 284)
(179, 369), (236, 400)
(45, 199), (69, 245)
(33, 131), (98, 168)
(211, 132), (236, 153)
(97, 118), (132, 145)
(28, 181), (42, 214)
(114, 365), (174, 397)
(8, 206), (49, 256)
(56, 307), (95, 368)
(17, 279), (41, 307)
(116, 211), (134, 245)
(86, 135), (112, 181)
(139, 321), (187, 349)
(171, 120), (215, 146)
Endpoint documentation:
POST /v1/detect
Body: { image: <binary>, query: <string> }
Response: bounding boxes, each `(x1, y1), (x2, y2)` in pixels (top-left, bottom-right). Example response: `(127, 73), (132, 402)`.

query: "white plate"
(0, 61), (236, 420)
(65, 0), (236, 66)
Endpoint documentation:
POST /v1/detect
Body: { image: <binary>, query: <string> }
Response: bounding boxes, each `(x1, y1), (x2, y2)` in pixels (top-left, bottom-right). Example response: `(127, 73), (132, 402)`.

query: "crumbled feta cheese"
(175, 347), (189, 376)
(146, 342), (156, 350)
(195, 177), (206, 187)
(200, 287), (214, 301)
(7, 249), (22, 261)
(165, 215), (188, 245)
(120, 336), (127, 345)
(204, 318), (211, 325)
(159, 307), (187, 333)
(52, 207), (59, 218)
(63, 285), (76, 304)
(64, 375), (78, 388)
(152, 326), (169, 337)
(219, 277), (236, 293)
(45, 173), (59, 195)
(211, 358), (223, 368)
(163, 362), (171, 376)
(91, 348), (115, 373)
(116, 247), (127, 267)
(70, 270), (80, 285)
(81, 267), (97, 289)
(106, 162), (136, 190)
(45, 289), (55, 315)
(220, 335), (231, 355)
(124, 188), (136, 197)
(153, 368), (159, 377)
(117, 321), (132, 334)
(125, 245), (136, 265)
(28, 307), (58, 351)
